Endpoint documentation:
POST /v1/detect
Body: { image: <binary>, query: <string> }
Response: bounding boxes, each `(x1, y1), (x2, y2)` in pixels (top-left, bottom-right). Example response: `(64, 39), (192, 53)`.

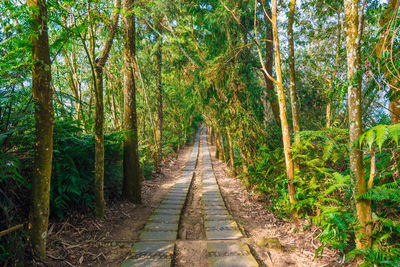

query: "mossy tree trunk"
(93, 0), (121, 218)
(344, 0), (371, 249)
(94, 68), (105, 218)
(227, 130), (236, 175)
(122, 0), (142, 203)
(222, 130), (229, 162)
(215, 130), (224, 161)
(28, 0), (53, 257)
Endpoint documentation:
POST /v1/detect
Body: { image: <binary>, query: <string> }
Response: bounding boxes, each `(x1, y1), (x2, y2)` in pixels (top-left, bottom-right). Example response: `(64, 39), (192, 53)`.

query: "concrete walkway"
(121, 129), (259, 266)
(201, 131), (258, 267)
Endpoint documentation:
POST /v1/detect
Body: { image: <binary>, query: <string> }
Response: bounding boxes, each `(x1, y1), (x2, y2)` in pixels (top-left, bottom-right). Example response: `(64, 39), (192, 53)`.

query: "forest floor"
(39, 138), (353, 267)
(41, 146), (192, 266)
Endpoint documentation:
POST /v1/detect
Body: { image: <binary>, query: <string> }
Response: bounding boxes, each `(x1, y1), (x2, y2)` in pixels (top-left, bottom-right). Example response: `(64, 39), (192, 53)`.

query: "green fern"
(359, 124), (400, 151)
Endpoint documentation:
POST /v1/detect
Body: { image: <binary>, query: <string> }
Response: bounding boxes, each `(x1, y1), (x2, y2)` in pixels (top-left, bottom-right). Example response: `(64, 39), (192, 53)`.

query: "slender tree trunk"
(327, 7), (342, 128)
(227, 130), (236, 175)
(221, 129), (228, 162)
(344, 0), (371, 249)
(93, 0), (121, 218)
(209, 127), (214, 145)
(122, 0), (141, 203)
(215, 130), (224, 161)
(272, 0), (296, 208)
(176, 133), (181, 158)
(111, 92), (119, 129)
(94, 68), (105, 218)
(377, 0), (400, 124)
(218, 131), (225, 161)
(288, 0), (300, 142)
(28, 0), (53, 257)
(215, 129), (220, 158)
(156, 19), (163, 171)
(263, 4), (280, 124)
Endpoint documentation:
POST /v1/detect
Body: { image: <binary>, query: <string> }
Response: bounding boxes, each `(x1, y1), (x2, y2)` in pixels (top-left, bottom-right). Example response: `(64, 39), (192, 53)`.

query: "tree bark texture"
(122, 0), (142, 203)
(215, 130), (224, 161)
(288, 0), (300, 142)
(272, 0), (296, 207)
(28, 0), (53, 257)
(326, 7), (342, 128)
(263, 3), (280, 124)
(344, 0), (371, 249)
(156, 18), (163, 171)
(93, 0), (121, 218)
(227, 130), (236, 175)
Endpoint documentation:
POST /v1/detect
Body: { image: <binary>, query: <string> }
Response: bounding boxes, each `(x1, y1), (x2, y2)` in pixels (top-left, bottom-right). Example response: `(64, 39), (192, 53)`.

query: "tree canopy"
(1, 0), (400, 265)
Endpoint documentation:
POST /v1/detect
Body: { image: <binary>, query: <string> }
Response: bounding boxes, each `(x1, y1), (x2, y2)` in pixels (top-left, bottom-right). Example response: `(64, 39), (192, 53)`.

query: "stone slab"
(204, 214), (233, 221)
(158, 203), (183, 210)
(205, 219), (238, 228)
(153, 208), (181, 215)
(149, 214), (180, 224)
(160, 200), (184, 206)
(203, 203), (226, 209)
(121, 242), (174, 267)
(168, 189), (189, 194)
(144, 222), (179, 232)
(203, 194), (222, 200)
(163, 196), (186, 202)
(205, 228), (243, 240)
(166, 192), (187, 197)
(204, 206), (227, 211)
(207, 241), (258, 267)
(139, 230), (177, 241)
(203, 209), (229, 216)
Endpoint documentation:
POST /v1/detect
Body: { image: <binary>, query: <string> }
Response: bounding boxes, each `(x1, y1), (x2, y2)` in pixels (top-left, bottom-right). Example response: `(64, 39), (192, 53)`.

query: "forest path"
(120, 128), (259, 266)
(45, 127), (343, 266)
(45, 128), (342, 266)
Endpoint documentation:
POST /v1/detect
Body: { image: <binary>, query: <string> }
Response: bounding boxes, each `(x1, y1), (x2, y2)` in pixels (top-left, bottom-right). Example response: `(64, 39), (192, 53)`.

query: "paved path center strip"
(121, 130), (201, 267)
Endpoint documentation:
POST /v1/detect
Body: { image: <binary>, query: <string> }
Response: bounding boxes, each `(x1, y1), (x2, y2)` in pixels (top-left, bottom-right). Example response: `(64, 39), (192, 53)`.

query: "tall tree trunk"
(377, 0), (400, 124)
(272, 0), (296, 208)
(227, 130), (236, 175)
(215, 130), (224, 161)
(209, 127), (214, 145)
(344, 0), (371, 250)
(93, 0), (121, 218)
(111, 92), (119, 129)
(326, 7), (342, 128)
(288, 0), (300, 142)
(122, 0), (141, 203)
(93, 68), (105, 218)
(28, 0), (53, 257)
(222, 130), (229, 162)
(263, 4), (280, 124)
(156, 18), (163, 171)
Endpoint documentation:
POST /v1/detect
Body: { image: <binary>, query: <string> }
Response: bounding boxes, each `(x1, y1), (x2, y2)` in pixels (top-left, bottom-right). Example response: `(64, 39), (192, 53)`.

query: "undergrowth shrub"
(0, 153), (27, 265)
(246, 126), (400, 265)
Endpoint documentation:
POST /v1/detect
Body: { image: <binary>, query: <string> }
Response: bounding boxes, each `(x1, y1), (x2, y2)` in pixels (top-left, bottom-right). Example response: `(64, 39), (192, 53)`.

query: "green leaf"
(375, 125), (389, 151)
(365, 129), (376, 150)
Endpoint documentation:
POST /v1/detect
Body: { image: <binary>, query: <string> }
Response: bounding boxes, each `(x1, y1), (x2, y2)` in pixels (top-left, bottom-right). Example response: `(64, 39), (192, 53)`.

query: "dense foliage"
(1, 0), (400, 265)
